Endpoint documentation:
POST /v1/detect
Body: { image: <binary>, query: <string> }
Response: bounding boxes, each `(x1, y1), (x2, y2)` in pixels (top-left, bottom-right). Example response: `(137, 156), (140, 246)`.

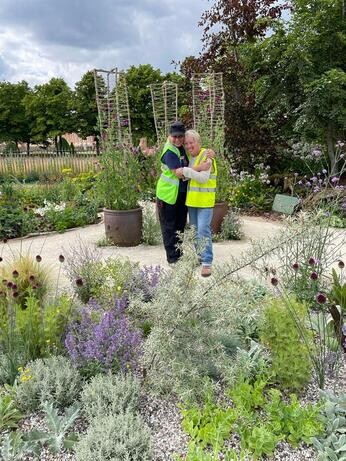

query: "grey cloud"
(0, 0), (209, 86)
(0, 0), (171, 50)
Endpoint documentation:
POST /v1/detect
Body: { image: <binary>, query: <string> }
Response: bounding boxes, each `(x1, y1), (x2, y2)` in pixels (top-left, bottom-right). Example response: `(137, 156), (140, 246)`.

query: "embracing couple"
(156, 121), (217, 277)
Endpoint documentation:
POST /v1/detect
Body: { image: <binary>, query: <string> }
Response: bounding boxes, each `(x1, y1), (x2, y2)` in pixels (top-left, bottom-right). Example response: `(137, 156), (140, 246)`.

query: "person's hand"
(205, 149), (216, 159)
(197, 158), (212, 171)
(174, 167), (184, 178)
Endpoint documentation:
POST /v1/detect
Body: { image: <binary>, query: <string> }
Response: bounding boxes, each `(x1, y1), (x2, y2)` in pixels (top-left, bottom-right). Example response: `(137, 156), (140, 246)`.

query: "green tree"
(252, 0), (346, 168)
(0, 81), (32, 153)
(125, 64), (164, 145)
(24, 78), (75, 152)
(73, 70), (100, 153)
(180, 0), (288, 169)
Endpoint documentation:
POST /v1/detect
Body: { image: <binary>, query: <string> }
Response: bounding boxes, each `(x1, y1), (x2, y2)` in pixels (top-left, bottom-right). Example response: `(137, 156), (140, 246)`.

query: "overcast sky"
(0, 0), (209, 88)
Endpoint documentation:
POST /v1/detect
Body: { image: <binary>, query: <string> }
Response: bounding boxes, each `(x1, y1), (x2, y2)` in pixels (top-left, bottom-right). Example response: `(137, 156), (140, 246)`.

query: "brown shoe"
(201, 266), (212, 277)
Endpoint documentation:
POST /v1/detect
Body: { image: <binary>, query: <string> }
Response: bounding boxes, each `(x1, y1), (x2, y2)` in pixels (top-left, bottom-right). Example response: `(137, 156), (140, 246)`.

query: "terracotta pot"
(211, 202), (229, 234)
(104, 208), (142, 246)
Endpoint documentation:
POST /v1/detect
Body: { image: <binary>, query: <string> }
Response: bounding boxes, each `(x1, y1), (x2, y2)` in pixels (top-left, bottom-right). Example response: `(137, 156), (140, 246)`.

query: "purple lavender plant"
(126, 265), (164, 302)
(65, 295), (142, 373)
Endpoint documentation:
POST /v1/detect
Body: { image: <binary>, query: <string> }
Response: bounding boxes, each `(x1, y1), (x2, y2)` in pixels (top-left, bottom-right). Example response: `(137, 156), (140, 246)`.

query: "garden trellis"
(192, 73), (225, 148)
(94, 68), (132, 148)
(149, 81), (178, 143)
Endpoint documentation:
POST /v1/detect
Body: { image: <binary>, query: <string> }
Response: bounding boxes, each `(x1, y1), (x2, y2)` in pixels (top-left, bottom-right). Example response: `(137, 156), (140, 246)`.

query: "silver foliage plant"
(137, 212), (345, 399)
(134, 230), (270, 400)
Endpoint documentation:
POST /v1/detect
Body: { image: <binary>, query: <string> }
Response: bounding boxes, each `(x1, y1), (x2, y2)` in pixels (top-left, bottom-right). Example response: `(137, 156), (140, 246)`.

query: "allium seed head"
(12, 292), (19, 298)
(338, 260), (345, 269)
(292, 263), (299, 271)
(271, 277), (279, 286)
(308, 257), (316, 266)
(76, 278), (83, 287)
(11, 284), (17, 290)
(58, 254), (65, 263)
(12, 270), (19, 278)
(29, 275), (35, 282)
(35, 255), (42, 262)
(310, 272), (318, 281)
(316, 293), (327, 304)
(6, 281), (13, 288)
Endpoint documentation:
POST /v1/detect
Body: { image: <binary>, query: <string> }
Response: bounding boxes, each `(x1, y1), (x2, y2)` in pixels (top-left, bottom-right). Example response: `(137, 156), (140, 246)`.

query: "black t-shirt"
(161, 146), (189, 193)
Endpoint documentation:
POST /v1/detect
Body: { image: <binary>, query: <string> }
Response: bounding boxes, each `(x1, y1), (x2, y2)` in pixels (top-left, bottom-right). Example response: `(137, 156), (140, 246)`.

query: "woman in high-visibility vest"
(175, 129), (217, 277)
(156, 121), (190, 264)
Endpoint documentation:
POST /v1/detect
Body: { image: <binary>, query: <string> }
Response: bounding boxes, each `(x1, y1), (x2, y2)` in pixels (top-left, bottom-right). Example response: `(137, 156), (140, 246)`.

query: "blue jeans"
(188, 207), (213, 266)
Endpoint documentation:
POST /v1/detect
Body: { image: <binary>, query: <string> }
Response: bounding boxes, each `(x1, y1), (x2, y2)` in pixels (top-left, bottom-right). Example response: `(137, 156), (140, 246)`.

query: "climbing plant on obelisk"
(192, 72), (225, 152)
(94, 68), (132, 148)
(149, 81), (178, 144)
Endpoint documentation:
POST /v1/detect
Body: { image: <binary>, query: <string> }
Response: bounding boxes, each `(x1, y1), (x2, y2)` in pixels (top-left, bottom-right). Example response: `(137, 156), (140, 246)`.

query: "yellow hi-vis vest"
(156, 141), (186, 205)
(186, 149), (217, 208)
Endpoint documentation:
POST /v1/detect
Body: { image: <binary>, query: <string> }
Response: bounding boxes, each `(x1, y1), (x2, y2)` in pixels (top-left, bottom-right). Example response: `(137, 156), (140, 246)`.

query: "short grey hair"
(185, 129), (201, 144)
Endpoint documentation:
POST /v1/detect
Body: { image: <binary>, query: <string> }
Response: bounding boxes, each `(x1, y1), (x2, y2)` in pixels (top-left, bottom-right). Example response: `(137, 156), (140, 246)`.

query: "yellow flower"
(117, 286), (122, 291)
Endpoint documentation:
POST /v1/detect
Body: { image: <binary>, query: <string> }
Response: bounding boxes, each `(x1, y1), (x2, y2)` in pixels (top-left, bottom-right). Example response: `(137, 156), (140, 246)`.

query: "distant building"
(63, 133), (95, 148)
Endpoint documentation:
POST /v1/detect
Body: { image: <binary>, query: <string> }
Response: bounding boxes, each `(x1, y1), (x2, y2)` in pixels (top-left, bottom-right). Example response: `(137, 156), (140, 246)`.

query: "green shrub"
(0, 295), (74, 382)
(75, 412), (152, 461)
(313, 391), (346, 460)
(14, 356), (82, 412)
(80, 373), (140, 421)
(0, 255), (51, 307)
(217, 209), (243, 241)
(0, 395), (22, 431)
(65, 242), (138, 304)
(141, 201), (162, 245)
(0, 431), (39, 460)
(260, 297), (312, 390)
(0, 204), (36, 240)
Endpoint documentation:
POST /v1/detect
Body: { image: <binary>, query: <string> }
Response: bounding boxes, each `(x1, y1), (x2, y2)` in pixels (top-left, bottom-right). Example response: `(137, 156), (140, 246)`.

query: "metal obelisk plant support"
(94, 68), (132, 149)
(149, 81), (178, 143)
(192, 72), (225, 150)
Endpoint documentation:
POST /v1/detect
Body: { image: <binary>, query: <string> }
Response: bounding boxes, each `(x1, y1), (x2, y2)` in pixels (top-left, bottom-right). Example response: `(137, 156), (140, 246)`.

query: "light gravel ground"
(0, 215), (285, 290)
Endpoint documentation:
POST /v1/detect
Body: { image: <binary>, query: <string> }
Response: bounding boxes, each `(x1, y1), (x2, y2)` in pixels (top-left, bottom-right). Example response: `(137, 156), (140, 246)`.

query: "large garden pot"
(104, 208), (142, 246)
(211, 202), (229, 234)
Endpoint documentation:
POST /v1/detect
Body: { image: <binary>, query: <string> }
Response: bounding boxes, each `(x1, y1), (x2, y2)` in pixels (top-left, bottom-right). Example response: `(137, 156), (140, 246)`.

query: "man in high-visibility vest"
(156, 121), (190, 264)
(175, 129), (217, 277)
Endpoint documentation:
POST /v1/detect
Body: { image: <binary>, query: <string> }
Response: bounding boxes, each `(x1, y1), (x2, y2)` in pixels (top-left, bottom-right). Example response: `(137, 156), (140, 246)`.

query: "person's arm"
(162, 151), (182, 178)
(193, 158), (212, 172)
(180, 166), (211, 184)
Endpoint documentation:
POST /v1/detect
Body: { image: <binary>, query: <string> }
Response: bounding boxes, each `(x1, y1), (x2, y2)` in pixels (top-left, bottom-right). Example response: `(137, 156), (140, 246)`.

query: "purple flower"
(126, 265), (165, 302)
(306, 181), (312, 187)
(65, 296), (142, 373)
(310, 177), (318, 182)
(312, 149), (322, 157)
(331, 177), (339, 183)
